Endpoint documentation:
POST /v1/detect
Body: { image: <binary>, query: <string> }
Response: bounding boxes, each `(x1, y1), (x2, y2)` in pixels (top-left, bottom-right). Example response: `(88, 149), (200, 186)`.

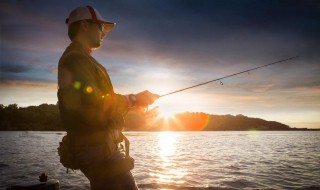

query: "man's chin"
(92, 44), (102, 50)
(92, 47), (101, 50)
(90, 41), (102, 49)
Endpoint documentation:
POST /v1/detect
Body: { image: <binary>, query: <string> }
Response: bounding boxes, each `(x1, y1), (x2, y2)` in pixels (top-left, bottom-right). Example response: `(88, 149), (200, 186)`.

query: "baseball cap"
(65, 5), (116, 33)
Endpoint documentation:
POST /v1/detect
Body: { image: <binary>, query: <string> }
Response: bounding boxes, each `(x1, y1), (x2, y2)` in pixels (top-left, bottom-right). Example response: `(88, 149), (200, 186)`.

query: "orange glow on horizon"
(174, 112), (210, 131)
(146, 105), (210, 131)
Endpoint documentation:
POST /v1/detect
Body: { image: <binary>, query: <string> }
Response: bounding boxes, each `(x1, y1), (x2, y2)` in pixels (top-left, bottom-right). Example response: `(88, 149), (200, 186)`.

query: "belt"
(72, 130), (119, 156)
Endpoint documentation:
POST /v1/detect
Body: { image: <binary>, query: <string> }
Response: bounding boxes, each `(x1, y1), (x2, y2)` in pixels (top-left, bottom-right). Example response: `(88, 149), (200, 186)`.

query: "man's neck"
(73, 38), (92, 55)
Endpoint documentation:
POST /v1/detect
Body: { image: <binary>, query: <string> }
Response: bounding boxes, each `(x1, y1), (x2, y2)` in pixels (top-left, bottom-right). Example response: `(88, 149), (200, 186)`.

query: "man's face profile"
(84, 20), (107, 49)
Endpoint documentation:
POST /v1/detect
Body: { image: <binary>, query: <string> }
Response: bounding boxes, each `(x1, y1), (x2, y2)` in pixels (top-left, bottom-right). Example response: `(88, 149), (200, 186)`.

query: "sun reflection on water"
(159, 132), (176, 159)
(248, 130), (260, 138)
(149, 132), (188, 185)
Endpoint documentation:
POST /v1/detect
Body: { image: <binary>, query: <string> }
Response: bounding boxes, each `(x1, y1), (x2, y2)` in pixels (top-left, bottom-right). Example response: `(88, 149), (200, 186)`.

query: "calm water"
(0, 131), (319, 190)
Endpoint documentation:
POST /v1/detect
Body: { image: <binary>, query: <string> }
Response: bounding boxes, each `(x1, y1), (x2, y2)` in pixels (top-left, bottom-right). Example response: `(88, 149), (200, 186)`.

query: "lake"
(0, 131), (319, 189)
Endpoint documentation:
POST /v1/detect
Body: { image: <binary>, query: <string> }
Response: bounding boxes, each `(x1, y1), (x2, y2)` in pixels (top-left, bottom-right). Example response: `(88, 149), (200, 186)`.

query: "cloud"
(0, 64), (30, 73)
(0, 79), (57, 90)
(1, 0), (319, 127)
(2, 0), (320, 86)
(0, 1), (70, 55)
(48, 66), (57, 74)
(236, 83), (275, 93)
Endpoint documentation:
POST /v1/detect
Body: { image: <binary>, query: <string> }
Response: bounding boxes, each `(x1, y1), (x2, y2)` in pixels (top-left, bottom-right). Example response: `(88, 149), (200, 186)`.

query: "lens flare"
(85, 86), (93, 93)
(73, 81), (81, 90)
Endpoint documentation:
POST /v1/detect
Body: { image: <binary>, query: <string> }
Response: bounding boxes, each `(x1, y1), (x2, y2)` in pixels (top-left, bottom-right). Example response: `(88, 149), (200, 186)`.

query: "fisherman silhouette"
(57, 6), (159, 190)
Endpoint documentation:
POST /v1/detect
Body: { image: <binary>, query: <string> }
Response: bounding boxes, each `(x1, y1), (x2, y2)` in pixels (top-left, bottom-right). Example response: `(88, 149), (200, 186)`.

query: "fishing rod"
(160, 56), (299, 98)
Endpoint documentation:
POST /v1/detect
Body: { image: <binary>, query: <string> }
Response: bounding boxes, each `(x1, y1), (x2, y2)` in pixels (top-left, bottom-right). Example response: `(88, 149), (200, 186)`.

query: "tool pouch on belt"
(82, 133), (134, 179)
(57, 135), (79, 170)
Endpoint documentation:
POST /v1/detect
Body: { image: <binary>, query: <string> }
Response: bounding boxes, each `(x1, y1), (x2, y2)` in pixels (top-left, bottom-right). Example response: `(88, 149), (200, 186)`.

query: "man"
(57, 5), (159, 190)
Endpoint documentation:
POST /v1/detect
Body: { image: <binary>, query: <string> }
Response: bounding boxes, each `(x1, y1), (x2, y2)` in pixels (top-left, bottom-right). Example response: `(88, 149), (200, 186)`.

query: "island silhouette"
(0, 103), (315, 131)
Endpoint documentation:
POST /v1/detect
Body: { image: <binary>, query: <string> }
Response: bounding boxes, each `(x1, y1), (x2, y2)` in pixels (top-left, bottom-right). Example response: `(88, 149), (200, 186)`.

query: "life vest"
(57, 41), (132, 173)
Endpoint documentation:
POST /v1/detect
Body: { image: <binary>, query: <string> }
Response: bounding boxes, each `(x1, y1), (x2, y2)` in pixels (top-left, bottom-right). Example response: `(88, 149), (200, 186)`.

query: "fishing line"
(160, 56), (299, 98)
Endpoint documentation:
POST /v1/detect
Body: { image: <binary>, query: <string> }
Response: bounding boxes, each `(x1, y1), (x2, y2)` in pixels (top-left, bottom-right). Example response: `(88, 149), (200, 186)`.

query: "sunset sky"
(0, 0), (319, 128)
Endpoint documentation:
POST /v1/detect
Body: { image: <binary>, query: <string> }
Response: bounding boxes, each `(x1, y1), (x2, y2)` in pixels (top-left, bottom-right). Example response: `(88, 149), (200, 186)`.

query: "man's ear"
(80, 20), (90, 32)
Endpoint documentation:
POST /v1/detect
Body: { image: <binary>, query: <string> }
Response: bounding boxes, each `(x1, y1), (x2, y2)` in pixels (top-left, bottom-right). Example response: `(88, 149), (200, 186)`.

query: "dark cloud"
(1, 0), (319, 89)
(0, 64), (29, 73)
(1, 0), (319, 127)
(105, 0), (320, 45)
(89, 0), (320, 82)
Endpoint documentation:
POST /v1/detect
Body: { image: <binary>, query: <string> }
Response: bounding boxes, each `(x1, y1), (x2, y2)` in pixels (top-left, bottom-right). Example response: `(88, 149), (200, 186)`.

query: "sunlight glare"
(159, 132), (176, 158)
(247, 130), (260, 138)
(152, 132), (188, 184)
(158, 106), (176, 121)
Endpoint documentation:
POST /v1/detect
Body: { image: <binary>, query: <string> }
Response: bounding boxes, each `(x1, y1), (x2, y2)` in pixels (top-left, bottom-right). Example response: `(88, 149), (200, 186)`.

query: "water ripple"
(1, 131), (320, 189)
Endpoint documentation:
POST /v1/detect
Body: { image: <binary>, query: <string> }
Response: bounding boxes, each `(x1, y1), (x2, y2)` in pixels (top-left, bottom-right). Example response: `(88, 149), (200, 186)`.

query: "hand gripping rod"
(160, 56), (299, 98)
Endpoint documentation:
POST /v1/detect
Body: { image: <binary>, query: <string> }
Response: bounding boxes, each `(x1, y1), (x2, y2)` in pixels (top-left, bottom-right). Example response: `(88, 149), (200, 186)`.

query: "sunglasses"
(87, 20), (105, 32)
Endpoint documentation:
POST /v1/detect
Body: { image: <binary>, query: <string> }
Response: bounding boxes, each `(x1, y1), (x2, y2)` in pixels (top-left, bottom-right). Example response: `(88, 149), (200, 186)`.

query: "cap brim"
(98, 20), (116, 33)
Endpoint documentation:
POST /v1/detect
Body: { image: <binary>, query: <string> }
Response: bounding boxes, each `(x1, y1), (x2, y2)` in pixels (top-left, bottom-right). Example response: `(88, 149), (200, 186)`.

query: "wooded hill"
(0, 103), (300, 131)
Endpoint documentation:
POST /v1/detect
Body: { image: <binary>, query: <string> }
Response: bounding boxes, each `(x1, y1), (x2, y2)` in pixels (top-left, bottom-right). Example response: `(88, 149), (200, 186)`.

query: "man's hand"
(134, 90), (160, 108)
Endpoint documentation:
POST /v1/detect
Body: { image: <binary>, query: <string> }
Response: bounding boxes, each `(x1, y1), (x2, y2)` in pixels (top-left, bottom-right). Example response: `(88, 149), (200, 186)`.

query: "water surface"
(0, 131), (319, 189)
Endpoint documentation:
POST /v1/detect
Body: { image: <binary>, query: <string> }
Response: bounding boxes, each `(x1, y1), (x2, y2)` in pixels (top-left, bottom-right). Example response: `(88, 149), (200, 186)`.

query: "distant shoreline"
(1, 103), (319, 131)
(1, 129), (320, 132)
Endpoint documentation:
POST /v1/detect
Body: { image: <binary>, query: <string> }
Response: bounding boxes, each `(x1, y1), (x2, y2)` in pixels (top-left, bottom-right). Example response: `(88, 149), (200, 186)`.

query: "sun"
(159, 111), (174, 120)
(158, 108), (176, 120)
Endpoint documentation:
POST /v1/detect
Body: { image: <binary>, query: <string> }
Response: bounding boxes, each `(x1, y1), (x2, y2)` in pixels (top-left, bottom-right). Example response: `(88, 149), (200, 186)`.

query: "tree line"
(0, 104), (64, 131)
(0, 103), (298, 131)
(125, 107), (292, 131)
